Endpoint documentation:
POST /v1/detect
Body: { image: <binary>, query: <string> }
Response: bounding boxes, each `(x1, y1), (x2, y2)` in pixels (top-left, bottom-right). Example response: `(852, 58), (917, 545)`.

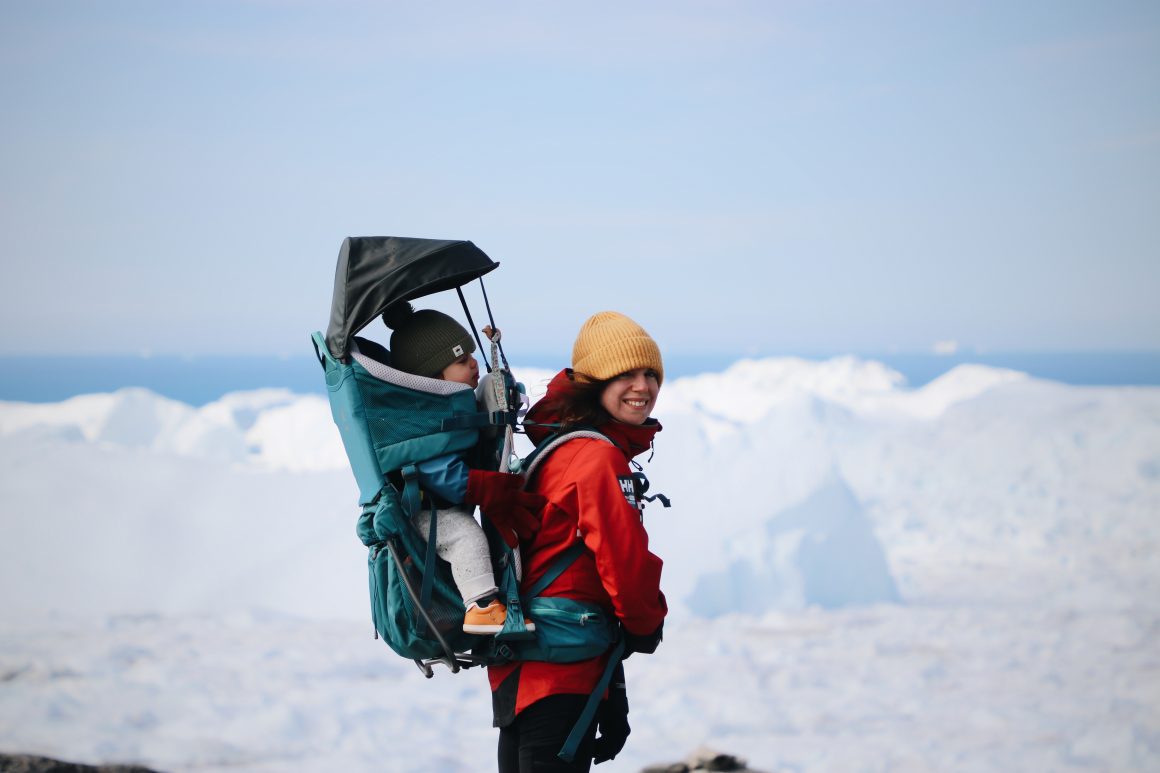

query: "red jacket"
(488, 369), (668, 724)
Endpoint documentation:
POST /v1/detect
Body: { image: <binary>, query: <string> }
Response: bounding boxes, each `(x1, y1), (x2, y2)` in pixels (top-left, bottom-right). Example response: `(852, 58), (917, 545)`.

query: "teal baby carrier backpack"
(313, 236), (528, 673)
(314, 237), (628, 762)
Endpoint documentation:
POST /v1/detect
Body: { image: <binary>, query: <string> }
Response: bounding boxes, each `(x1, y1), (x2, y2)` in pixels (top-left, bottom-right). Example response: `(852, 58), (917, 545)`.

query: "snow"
(1, 356), (1158, 772)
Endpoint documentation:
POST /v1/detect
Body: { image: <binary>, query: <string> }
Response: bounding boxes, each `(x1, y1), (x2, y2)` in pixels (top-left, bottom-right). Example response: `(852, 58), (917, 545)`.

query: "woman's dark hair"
(540, 371), (612, 430)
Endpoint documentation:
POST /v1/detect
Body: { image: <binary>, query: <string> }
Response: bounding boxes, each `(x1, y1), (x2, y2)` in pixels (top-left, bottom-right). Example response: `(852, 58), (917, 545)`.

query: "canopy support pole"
(456, 287), (492, 372)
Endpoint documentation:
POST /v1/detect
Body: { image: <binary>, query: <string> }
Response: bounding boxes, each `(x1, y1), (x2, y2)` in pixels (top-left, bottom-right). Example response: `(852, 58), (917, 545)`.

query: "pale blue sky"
(1, 1), (1157, 358)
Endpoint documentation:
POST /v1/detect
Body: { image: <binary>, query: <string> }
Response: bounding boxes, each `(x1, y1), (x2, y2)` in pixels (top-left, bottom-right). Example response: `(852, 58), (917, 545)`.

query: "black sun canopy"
(325, 236), (499, 361)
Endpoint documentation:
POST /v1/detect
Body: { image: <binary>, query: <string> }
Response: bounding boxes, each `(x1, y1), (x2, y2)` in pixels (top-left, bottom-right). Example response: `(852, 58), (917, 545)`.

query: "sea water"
(2, 351), (1159, 406)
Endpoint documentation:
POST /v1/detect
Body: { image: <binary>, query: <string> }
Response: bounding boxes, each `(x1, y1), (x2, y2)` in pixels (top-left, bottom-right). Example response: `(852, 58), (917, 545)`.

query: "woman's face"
(600, 367), (661, 424)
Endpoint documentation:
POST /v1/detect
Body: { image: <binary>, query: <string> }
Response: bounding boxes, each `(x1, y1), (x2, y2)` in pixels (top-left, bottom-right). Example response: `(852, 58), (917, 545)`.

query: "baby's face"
(441, 354), (479, 389)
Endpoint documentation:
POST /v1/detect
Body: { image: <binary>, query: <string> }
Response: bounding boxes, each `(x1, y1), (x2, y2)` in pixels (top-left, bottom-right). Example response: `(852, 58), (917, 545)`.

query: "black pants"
(497, 693), (598, 773)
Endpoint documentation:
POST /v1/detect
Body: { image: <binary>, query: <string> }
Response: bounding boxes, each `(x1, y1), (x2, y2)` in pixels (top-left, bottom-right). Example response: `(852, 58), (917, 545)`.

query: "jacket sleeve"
(569, 443), (667, 636)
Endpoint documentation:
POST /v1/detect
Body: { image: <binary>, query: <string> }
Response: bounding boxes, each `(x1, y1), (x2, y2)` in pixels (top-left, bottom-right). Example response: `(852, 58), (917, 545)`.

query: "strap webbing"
(440, 411), (518, 431)
(400, 465), (422, 519)
(522, 429), (613, 485)
(557, 639), (627, 763)
(526, 542), (586, 599)
(419, 500), (437, 618)
(415, 496), (436, 636)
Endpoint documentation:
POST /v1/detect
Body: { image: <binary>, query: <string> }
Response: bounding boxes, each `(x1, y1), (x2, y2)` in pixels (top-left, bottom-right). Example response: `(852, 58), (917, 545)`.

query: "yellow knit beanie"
(571, 311), (664, 385)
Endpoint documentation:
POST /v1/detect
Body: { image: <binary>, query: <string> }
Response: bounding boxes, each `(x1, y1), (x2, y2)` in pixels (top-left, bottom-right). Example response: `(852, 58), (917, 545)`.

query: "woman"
(491, 311), (668, 772)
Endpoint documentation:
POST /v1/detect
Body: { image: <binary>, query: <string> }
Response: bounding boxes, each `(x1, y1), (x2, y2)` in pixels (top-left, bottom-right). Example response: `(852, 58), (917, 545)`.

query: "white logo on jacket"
(617, 475), (643, 513)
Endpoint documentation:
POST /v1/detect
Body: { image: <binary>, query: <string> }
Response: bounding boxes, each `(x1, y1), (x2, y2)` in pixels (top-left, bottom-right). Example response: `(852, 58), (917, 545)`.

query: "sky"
(1, 1), (1158, 359)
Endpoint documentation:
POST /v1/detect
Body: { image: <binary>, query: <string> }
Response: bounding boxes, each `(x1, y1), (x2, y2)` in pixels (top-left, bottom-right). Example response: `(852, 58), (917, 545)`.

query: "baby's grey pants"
(411, 505), (498, 607)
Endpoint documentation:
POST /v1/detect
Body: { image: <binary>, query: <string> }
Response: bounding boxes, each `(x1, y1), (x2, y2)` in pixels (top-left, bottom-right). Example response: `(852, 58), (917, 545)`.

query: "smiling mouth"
(624, 399), (649, 408)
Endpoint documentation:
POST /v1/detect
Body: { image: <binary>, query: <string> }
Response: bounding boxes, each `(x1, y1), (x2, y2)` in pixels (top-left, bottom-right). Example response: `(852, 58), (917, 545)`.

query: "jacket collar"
(525, 369), (662, 461)
(599, 414), (661, 461)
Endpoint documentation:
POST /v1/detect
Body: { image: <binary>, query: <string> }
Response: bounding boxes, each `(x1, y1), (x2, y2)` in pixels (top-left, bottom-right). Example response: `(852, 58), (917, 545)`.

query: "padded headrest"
(350, 336), (471, 396)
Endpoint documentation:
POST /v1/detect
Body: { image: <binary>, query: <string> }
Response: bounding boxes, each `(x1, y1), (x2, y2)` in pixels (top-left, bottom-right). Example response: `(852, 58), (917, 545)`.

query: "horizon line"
(2, 348), (1160, 360)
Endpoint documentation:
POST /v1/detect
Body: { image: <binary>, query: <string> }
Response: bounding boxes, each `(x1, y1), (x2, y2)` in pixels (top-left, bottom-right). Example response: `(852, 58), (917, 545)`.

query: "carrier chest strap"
(439, 410), (518, 431)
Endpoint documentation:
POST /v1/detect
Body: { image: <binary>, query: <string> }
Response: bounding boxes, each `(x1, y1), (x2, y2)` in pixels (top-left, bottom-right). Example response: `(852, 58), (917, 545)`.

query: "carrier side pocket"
(516, 597), (619, 663)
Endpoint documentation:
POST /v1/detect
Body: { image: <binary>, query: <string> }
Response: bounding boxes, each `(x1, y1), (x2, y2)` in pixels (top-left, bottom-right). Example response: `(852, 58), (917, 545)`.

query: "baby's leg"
(412, 506), (498, 606)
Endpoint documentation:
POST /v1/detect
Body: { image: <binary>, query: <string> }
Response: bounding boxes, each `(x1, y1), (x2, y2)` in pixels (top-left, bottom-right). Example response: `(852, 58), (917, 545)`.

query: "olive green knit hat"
(382, 302), (475, 378)
(571, 311), (664, 385)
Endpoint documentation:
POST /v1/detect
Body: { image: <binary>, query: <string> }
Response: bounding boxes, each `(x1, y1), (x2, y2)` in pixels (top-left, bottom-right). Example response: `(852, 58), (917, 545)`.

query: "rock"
(641, 745), (771, 773)
(0, 754), (162, 773)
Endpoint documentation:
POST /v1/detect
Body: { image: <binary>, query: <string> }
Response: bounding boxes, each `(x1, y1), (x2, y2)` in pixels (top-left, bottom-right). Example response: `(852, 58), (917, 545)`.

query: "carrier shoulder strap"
(525, 542), (586, 599)
(521, 428), (614, 483)
(518, 429), (629, 765)
(559, 639), (627, 763)
(517, 429), (613, 597)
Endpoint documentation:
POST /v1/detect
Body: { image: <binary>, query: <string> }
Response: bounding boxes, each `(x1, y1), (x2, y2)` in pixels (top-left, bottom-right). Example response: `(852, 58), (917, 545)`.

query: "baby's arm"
(415, 453), (470, 504)
(418, 370), (497, 504)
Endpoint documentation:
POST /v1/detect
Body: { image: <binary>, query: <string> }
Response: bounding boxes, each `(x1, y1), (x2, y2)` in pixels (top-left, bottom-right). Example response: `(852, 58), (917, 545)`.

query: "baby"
(382, 301), (534, 634)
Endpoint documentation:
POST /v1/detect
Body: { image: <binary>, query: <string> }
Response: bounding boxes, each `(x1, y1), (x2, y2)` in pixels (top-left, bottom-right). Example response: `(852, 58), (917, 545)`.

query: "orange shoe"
(463, 600), (536, 634)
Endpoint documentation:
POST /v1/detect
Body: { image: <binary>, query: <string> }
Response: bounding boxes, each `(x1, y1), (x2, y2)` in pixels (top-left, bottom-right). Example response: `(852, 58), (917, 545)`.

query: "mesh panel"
(352, 364), (477, 453)
(366, 406), (448, 448)
(370, 538), (480, 660)
(395, 527), (478, 647)
(398, 552), (469, 638)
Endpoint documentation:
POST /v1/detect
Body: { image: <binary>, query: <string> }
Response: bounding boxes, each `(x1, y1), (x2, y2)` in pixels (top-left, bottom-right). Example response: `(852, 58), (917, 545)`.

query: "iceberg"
(688, 472), (900, 616)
